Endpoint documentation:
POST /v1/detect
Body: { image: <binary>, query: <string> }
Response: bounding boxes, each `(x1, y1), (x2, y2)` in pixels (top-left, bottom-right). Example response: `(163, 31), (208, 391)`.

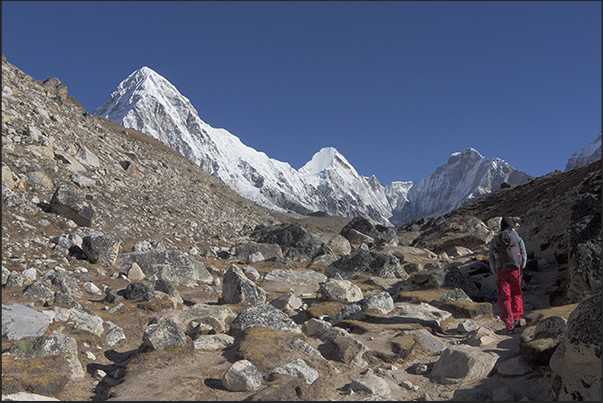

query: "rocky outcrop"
(550, 293), (601, 401)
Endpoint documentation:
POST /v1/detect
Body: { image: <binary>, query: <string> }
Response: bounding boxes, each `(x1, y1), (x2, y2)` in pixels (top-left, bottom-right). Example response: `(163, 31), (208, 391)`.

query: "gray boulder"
(229, 303), (301, 335)
(349, 370), (391, 397)
(265, 359), (319, 385)
(2, 304), (52, 340)
(222, 359), (263, 392)
(81, 232), (121, 267)
(22, 280), (56, 304)
(550, 293), (601, 401)
(221, 265), (266, 305)
(318, 278), (363, 303)
(235, 242), (282, 263)
(49, 184), (96, 227)
(325, 249), (405, 280)
(263, 268), (327, 285)
(118, 249), (206, 285)
(430, 345), (498, 385)
(359, 291), (395, 315)
(250, 223), (322, 260)
(9, 333), (84, 380)
(142, 318), (188, 350)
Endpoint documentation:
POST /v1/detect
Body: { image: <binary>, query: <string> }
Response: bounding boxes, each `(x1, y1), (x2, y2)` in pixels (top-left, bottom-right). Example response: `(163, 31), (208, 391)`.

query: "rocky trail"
(2, 54), (601, 401)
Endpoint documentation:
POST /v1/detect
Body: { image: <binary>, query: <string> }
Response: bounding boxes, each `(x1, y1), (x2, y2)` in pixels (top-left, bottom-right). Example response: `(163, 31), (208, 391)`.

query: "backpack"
(495, 229), (522, 272)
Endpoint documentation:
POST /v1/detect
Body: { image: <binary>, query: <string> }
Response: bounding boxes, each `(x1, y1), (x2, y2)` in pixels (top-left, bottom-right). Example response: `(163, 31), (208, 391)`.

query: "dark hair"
(501, 217), (514, 230)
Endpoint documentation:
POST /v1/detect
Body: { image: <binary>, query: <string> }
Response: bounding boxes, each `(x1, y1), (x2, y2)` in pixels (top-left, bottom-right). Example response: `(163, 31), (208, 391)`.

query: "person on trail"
(488, 217), (527, 334)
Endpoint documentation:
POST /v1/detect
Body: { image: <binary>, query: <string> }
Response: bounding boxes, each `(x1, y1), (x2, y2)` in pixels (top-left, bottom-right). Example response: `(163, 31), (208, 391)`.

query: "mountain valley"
(2, 54), (601, 402)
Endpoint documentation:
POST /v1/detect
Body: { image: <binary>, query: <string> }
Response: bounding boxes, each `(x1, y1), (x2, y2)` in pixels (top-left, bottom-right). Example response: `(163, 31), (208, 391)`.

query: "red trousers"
(496, 268), (523, 331)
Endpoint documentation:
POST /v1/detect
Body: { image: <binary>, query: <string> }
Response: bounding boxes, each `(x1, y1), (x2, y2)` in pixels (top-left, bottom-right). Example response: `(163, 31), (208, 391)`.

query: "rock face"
(1, 55), (601, 402)
(550, 293), (601, 401)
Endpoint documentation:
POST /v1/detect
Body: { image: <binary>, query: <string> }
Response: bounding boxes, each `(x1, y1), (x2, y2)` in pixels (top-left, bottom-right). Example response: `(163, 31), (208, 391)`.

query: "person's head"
(501, 217), (514, 230)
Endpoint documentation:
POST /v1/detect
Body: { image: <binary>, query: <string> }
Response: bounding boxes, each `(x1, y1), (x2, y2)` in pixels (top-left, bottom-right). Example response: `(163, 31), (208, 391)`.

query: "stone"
(333, 304), (365, 324)
(26, 171), (53, 189)
(270, 291), (303, 312)
(430, 345), (498, 385)
(221, 265), (266, 305)
(81, 233), (122, 266)
(9, 333), (84, 380)
(263, 268), (327, 285)
(2, 304), (52, 340)
(318, 278), (363, 303)
(349, 371), (391, 397)
(118, 249), (204, 285)
(533, 315), (567, 339)
(250, 223), (322, 260)
(549, 293), (601, 401)
(326, 249), (405, 279)
(127, 262), (146, 280)
(49, 184), (95, 227)
(142, 318), (188, 350)
(265, 359), (319, 385)
(305, 318), (332, 337)
(394, 302), (453, 332)
(330, 334), (369, 368)
(68, 308), (104, 336)
(159, 303), (236, 334)
(230, 303), (301, 335)
(222, 360), (263, 392)
(194, 334), (236, 351)
(359, 291), (395, 314)
(495, 356), (533, 377)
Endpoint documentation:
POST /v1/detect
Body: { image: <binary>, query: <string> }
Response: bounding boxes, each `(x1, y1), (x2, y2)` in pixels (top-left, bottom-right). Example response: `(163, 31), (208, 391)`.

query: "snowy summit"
(95, 66), (534, 225)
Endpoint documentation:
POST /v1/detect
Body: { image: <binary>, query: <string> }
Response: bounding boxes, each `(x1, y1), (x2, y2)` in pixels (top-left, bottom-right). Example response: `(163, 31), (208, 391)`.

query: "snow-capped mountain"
(94, 66), (530, 226)
(93, 67), (398, 225)
(566, 134), (602, 171)
(389, 148), (531, 225)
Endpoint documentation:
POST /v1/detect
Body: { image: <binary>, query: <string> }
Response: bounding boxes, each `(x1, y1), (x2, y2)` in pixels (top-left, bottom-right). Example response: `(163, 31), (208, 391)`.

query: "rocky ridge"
(2, 54), (601, 401)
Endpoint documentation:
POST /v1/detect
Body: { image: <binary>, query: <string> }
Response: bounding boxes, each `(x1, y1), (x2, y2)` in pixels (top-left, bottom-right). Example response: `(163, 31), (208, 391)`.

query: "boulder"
(326, 249), (406, 279)
(160, 303), (236, 334)
(141, 318), (188, 351)
(235, 242), (282, 263)
(221, 265), (266, 305)
(250, 223), (323, 260)
(263, 268), (327, 285)
(229, 303), (301, 335)
(49, 184), (96, 227)
(9, 333), (84, 380)
(265, 359), (319, 385)
(358, 291), (395, 315)
(550, 293), (601, 401)
(394, 302), (453, 332)
(81, 232), (121, 267)
(318, 278), (363, 303)
(2, 304), (52, 340)
(118, 249), (207, 285)
(222, 360), (263, 392)
(430, 345), (498, 385)
(349, 370), (391, 397)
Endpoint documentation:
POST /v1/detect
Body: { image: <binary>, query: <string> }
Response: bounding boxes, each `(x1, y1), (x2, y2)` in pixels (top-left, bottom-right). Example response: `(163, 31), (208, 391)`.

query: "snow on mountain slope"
(94, 67), (396, 224)
(94, 66), (536, 226)
(566, 134), (602, 171)
(389, 148), (532, 225)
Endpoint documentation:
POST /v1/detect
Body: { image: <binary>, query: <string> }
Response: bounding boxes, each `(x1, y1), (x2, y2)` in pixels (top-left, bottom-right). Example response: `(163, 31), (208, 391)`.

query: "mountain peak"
(299, 147), (355, 175)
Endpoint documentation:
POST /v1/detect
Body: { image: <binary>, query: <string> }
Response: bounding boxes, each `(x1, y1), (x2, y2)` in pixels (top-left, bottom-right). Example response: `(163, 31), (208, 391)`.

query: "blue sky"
(2, 1), (601, 183)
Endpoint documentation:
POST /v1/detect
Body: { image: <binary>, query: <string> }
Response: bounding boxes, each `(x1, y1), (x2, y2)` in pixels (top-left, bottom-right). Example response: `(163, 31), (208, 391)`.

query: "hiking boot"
(507, 327), (515, 335)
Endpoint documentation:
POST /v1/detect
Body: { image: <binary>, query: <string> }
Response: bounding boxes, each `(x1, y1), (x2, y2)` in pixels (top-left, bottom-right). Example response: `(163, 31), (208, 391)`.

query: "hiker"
(488, 217), (527, 334)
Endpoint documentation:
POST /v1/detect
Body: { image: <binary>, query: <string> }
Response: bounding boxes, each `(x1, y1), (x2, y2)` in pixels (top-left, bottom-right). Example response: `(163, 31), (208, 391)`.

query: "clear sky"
(2, 1), (601, 184)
